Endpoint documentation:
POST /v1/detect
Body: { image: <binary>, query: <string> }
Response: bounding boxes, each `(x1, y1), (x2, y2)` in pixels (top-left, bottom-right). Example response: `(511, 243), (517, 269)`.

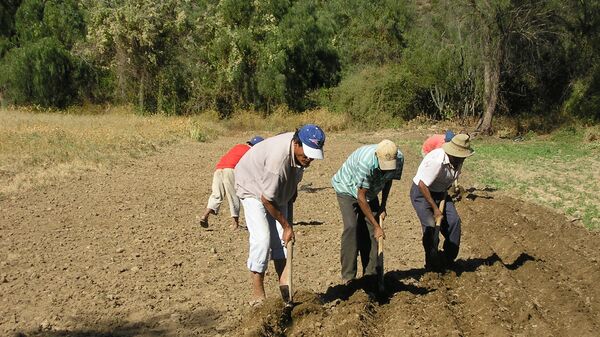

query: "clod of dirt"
(240, 298), (288, 337)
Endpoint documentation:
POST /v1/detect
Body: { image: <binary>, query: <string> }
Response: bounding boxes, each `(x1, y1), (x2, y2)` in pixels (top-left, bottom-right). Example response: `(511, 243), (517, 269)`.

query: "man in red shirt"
(421, 130), (455, 157)
(197, 136), (264, 229)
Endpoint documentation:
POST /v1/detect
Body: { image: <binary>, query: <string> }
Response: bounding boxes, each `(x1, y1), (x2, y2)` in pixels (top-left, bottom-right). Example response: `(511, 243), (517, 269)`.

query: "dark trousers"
(410, 183), (461, 268)
(337, 193), (380, 281)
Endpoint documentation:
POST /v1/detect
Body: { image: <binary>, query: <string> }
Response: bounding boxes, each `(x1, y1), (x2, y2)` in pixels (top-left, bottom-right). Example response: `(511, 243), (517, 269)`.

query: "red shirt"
(215, 144), (251, 169)
(422, 134), (445, 156)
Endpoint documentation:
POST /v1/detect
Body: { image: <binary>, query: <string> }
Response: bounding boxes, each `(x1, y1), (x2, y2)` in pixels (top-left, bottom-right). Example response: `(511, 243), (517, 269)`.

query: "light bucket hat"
(376, 139), (398, 170)
(442, 134), (475, 158)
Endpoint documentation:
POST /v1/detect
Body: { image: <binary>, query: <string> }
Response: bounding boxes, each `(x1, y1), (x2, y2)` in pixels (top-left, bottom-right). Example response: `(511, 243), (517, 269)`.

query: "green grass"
(467, 126), (600, 229)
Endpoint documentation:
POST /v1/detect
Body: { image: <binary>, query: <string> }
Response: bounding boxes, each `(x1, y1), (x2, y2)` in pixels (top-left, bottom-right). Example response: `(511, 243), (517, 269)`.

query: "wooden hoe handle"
(286, 241), (294, 303)
(435, 198), (447, 227)
(377, 215), (385, 292)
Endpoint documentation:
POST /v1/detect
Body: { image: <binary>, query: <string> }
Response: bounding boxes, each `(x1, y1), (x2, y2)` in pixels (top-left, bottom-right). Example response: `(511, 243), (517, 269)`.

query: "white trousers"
(241, 197), (288, 273)
(206, 168), (240, 217)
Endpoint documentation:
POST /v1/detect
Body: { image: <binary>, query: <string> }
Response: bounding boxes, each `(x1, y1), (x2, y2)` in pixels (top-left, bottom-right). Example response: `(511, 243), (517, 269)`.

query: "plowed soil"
(2, 131), (599, 337)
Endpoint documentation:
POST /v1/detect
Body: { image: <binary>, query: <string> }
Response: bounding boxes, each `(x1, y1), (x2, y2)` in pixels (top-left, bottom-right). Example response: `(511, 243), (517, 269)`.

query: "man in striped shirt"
(331, 140), (404, 286)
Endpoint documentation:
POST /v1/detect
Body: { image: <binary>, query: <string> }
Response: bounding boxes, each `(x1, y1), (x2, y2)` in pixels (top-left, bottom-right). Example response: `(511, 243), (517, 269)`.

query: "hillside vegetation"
(1, 0), (599, 132)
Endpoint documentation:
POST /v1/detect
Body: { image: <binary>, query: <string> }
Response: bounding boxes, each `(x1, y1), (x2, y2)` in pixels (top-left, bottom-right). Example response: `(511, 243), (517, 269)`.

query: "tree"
(421, 0), (562, 133)
(183, 0), (340, 114)
(0, 0), (21, 40)
(258, 0), (341, 111)
(555, 0), (600, 121)
(2, 37), (76, 107)
(82, 0), (191, 113)
(0, 0), (86, 108)
(326, 0), (412, 68)
(0, 0), (22, 106)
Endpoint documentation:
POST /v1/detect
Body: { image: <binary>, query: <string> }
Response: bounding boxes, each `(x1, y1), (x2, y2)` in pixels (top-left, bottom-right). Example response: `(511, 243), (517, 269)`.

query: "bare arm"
(379, 180), (392, 220)
(261, 195), (294, 244)
(357, 188), (384, 239)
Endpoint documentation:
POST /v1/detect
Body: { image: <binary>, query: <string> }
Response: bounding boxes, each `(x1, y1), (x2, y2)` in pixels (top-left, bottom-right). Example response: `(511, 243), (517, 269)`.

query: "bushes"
(1, 38), (76, 107)
(564, 67), (600, 122)
(326, 64), (425, 128)
(0, 0), (598, 126)
(0, 0), (89, 108)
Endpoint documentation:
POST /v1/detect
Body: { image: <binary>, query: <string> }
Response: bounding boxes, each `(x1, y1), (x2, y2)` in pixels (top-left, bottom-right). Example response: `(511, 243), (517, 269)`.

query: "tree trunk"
(115, 46), (127, 102)
(157, 75), (163, 114)
(477, 50), (501, 135)
(138, 71), (145, 113)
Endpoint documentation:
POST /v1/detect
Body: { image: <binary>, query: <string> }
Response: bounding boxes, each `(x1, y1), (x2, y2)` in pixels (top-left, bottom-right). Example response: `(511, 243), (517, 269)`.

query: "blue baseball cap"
(445, 130), (455, 143)
(247, 136), (264, 146)
(298, 124), (325, 159)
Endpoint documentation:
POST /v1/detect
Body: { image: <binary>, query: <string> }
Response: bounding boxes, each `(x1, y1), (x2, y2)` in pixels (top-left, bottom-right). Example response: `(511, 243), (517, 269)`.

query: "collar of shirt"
(289, 141), (302, 168)
(442, 151), (451, 167)
(441, 151), (461, 178)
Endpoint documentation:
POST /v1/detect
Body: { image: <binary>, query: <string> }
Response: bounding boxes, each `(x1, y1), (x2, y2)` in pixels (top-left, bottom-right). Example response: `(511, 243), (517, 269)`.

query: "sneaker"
(196, 216), (208, 228)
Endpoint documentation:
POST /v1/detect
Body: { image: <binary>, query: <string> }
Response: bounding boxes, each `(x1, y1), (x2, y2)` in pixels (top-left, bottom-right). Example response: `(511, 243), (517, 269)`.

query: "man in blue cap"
(235, 124), (325, 306)
(197, 136), (264, 230)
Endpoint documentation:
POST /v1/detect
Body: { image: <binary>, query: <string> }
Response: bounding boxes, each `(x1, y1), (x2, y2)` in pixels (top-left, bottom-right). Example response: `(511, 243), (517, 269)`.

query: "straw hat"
(442, 134), (474, 158)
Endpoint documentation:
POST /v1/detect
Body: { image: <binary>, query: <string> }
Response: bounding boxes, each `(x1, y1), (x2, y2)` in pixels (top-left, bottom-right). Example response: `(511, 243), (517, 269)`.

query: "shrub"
(327, 64), (425, 128)
(563, 66), (600, 122)
(1, 37), (76, 108)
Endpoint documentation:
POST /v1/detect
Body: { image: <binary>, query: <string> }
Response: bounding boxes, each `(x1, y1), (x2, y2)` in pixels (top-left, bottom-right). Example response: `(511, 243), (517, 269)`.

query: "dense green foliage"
(0, 0), (598, 126)
(0, 0), (86, 108)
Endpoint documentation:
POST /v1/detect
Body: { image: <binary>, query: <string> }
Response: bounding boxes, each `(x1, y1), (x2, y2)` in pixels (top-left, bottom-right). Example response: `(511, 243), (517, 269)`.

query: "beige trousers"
(207, 168), (240, 217)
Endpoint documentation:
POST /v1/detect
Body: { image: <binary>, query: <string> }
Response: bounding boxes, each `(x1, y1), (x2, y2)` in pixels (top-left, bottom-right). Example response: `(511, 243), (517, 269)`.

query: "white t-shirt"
(412, 148), (460, 193)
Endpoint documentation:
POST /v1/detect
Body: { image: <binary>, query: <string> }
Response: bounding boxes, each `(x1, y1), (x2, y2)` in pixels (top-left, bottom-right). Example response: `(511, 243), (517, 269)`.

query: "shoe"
(196, 216), (208, 228)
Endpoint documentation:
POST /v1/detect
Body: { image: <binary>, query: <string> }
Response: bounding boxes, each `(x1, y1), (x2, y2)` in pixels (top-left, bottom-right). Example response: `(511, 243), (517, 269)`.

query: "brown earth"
(1, 131), (599, 337)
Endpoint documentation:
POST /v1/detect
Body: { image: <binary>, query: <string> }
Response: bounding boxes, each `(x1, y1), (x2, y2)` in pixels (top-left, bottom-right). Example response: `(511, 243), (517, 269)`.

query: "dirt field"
(2, 131), (599, 337)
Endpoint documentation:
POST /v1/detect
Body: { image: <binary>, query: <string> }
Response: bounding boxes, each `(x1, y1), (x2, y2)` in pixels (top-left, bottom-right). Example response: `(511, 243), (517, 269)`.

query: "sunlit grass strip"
(0, 107), (353, 196)
(468, 128), (600, 229)
(0, 109), (190, 195)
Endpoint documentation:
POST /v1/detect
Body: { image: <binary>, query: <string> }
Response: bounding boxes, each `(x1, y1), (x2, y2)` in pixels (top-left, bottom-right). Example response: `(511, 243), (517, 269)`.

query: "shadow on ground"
(319, 252), (537, 306)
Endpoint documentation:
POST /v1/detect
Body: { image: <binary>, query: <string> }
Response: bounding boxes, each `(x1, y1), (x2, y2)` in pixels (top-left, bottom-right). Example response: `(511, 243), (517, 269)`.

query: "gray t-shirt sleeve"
(261, 169), (281, 202)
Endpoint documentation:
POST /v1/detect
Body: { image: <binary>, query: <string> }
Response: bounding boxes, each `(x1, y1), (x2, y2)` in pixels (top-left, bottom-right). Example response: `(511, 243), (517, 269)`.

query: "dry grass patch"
(0, 109), (190, 195)
(0, 107), (353, 196)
